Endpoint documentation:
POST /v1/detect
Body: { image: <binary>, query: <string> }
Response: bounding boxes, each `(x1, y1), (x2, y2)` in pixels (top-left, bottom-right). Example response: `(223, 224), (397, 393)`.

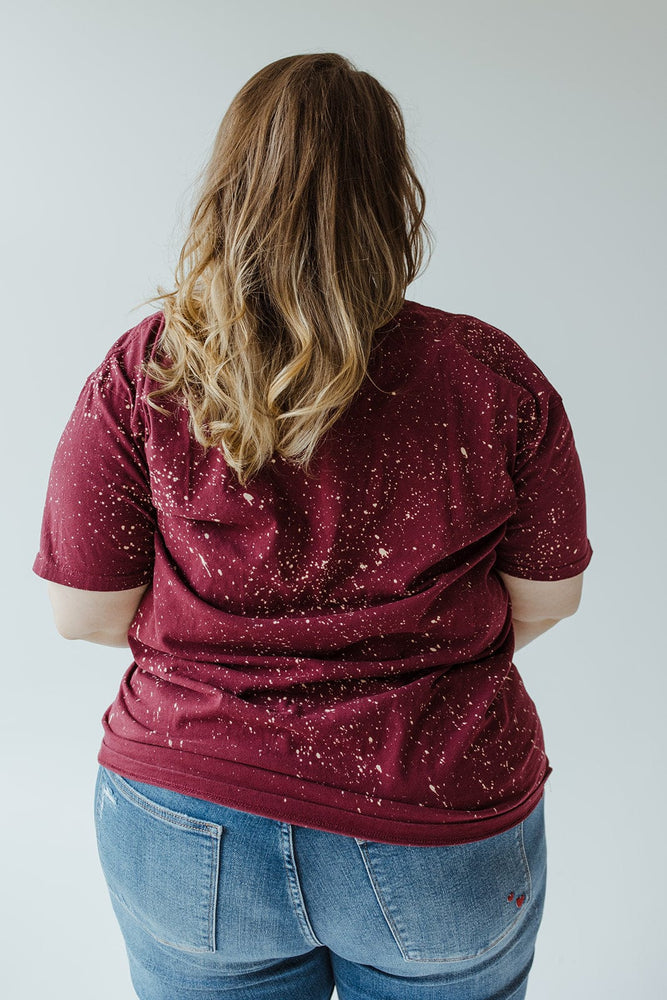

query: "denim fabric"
(94, 764), (547, 999)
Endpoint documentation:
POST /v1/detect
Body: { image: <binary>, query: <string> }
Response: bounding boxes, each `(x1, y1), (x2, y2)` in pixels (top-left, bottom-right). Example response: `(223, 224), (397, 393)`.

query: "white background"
(2, 1), (665, 996)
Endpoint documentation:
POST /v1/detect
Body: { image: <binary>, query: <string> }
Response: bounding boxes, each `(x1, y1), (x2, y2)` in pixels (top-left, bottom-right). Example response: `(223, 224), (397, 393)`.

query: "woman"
(33, 52), (593, 1000)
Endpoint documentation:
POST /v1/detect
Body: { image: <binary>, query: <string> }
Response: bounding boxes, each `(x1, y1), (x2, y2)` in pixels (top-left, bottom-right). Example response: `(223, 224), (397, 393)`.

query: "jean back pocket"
(94, 767), (223, 953)
(355, 803), (541, 963)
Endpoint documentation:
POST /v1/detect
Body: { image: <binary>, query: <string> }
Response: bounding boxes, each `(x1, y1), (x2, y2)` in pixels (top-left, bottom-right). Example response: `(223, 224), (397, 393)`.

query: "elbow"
(559, 589), (584, 619)
(54, 622), (83, 641)
(513, 605), (580, 624)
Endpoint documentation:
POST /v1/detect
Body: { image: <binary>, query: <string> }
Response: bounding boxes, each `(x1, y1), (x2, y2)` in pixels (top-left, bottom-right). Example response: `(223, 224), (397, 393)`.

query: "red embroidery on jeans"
(507, 891), (526, 907)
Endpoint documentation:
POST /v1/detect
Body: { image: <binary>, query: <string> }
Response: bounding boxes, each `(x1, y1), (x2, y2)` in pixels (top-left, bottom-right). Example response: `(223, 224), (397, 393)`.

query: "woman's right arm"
(498, 569), (586, 651)
(512, 617), (561, 651)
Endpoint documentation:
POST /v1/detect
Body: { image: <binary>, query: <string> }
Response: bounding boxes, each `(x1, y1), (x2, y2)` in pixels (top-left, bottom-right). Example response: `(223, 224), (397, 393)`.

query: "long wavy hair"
(138, 52), (434, 486)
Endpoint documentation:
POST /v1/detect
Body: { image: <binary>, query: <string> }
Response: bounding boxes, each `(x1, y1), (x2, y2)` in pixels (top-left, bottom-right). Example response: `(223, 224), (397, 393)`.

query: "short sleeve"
(494, 388), (593, 581)
(32, 349), (157, 591)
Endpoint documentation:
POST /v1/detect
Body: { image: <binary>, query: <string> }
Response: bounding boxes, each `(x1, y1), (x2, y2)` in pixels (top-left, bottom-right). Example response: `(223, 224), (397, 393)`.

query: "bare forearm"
(513, 617), (561, 651)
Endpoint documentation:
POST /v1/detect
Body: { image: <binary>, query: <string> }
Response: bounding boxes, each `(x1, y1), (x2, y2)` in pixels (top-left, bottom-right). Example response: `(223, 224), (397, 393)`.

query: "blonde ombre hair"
(139, 52), (434, 486)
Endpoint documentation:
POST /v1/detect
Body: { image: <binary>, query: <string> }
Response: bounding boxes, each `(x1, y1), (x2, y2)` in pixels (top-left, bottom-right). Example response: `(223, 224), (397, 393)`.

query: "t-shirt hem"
(495, 541), (593, 582)
(32, 553), (152, 591)
(97, 735), (552, 847)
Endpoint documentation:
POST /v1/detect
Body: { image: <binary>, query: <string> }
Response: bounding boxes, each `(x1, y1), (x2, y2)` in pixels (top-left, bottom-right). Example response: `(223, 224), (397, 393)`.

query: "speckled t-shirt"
(33, 299), (593, 845)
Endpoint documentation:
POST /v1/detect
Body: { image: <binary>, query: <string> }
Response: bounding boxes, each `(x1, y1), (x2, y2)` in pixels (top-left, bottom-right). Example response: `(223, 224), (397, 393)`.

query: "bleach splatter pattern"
(33, 300), (592, 846)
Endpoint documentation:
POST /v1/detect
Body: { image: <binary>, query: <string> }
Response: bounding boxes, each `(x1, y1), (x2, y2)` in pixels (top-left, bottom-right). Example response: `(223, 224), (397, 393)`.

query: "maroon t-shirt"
(33, 299), (593, 845)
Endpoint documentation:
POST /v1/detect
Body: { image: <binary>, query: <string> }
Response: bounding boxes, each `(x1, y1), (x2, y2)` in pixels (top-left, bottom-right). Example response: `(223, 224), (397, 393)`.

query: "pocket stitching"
(103, 769), (223, 839)
(95, 768), (222, 953)
(517, 817), (533, 905)
(356, 826), (531, 964)
(356, 840), (411, 962)
(107, 886), (214, 954)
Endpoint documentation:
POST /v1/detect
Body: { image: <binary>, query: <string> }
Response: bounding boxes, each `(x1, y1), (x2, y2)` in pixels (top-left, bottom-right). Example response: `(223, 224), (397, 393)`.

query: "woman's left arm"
(47, 581), (150, 647)
(34, 337), (158, 642)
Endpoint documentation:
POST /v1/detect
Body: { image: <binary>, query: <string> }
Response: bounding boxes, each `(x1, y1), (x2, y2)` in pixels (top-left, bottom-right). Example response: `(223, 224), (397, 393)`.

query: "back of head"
(140, 52), (434, 486)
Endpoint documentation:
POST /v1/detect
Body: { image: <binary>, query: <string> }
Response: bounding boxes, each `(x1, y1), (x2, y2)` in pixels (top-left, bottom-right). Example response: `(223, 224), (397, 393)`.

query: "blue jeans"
(94, 764), (547, 1000)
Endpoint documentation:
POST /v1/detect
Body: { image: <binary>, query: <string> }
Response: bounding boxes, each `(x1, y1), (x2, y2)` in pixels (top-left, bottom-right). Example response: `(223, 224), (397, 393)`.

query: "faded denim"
(94, 764), (547, 999)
